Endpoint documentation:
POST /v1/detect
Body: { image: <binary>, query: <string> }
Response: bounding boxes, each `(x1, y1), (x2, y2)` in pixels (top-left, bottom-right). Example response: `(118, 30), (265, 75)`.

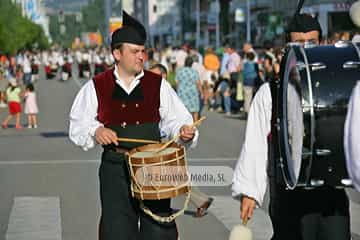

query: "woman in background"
(176, 56), (203, 121)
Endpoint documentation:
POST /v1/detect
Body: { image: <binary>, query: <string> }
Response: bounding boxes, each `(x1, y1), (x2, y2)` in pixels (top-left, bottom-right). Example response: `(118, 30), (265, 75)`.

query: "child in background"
(216, 73), (231, 116)
(2, 78), (22, 129)
(24, 83), (39, 128)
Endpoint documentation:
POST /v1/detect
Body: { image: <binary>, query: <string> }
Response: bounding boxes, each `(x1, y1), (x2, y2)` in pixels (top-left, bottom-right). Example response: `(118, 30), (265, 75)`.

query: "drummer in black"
(69, 11), (198, 240)
(232, 2), (351, 240)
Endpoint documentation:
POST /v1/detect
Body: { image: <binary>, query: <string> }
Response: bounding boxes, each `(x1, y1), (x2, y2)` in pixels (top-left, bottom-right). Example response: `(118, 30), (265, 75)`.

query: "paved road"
(0, 67), (359, 240)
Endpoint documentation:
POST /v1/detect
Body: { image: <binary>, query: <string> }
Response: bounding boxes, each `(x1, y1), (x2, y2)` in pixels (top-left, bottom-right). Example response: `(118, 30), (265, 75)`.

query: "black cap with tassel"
(286, 0), (322, 39)
(111, 11), (147, 49)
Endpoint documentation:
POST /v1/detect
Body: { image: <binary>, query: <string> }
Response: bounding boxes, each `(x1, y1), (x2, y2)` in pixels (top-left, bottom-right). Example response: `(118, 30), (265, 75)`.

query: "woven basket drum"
(127, 142), (191, 200)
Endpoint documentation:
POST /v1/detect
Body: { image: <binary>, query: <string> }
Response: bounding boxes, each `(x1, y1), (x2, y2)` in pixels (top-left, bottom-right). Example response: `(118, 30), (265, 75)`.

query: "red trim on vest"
(93, 68), (161, 126)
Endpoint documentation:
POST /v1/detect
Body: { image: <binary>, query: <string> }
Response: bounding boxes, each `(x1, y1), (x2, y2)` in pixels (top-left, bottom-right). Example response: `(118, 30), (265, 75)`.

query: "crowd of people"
(0, 28), (359, 130)
(0, 47), (116, 129)
(144, 29), (360, 120)
(0, 26), (359, 131)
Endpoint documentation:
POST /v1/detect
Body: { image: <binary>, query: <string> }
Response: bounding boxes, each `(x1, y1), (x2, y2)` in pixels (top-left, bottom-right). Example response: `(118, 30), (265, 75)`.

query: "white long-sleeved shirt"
(69, 67), (199, 151)
(232, 83), (271, 206)
(344, 81), (360, 192)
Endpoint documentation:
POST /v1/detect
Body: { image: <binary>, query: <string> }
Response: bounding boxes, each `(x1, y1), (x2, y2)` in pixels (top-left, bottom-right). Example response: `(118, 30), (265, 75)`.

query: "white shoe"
(33, 125), (38, 128)
(28, 125), (32, 129)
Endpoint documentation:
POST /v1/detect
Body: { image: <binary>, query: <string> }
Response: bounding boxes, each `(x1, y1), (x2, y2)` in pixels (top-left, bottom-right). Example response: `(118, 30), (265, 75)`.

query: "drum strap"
(139, 191), (191, 223)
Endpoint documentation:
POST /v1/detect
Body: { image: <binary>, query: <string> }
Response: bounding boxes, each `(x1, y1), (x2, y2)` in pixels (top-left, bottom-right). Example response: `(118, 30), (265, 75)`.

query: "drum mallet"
(228, 218), (252, 240)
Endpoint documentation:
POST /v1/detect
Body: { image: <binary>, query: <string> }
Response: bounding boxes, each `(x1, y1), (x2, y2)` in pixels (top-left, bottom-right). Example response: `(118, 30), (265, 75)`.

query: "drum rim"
(127, 143), (185, 164)
(279, 47), (298, 189)
(278, 46), (315, 189)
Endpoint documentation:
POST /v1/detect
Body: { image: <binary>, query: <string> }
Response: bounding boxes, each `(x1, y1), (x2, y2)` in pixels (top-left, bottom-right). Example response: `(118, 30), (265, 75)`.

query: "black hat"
(111, 11), (147, 49)
(286, 0), (322, 38)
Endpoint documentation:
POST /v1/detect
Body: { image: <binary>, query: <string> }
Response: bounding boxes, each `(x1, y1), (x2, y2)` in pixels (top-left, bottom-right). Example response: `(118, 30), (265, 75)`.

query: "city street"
(0, 69), (359, 240)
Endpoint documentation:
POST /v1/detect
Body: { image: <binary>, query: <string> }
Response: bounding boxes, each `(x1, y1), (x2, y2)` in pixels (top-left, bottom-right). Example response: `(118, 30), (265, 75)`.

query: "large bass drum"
(276, 41), (360, 189)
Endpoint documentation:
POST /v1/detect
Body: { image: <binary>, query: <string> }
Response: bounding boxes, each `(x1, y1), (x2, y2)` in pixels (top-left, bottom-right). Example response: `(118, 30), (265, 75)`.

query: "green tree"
(0, 0), (49, 54)
(80, 0), (105, 35)
(48, 0), (126, 47)
(49, 0), (105, 48)
(49, 14), (79, 48)
(80, 0), (122, 41)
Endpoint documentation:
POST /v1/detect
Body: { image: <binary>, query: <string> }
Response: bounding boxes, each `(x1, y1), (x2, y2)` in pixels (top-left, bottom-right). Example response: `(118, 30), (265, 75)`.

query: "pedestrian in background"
(22, 52), (32, 85)
(24, 83), (39, 128)
(215, 73), (231, 116)
(204, 47), (220, 80)
(149, 63), (168, 80)
(242, 52), (259, 114)
(149, 63), (174, 92)
(176, 56), (203, 121)
(225, 43), (242, 92)
(203, 47), (220, 109)
(191, 54), (207, 116)
(2, 78), (22, 129)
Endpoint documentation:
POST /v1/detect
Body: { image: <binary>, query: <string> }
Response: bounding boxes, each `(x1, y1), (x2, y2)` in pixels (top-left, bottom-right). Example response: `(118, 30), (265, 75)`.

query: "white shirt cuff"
(231, 181), (263, 207)
(89, 122), (104, 137)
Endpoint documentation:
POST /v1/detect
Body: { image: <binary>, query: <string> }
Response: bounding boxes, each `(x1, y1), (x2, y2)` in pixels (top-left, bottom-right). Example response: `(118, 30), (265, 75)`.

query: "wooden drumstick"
(154, 116), (206, 153)
(117, 137), (160, 144)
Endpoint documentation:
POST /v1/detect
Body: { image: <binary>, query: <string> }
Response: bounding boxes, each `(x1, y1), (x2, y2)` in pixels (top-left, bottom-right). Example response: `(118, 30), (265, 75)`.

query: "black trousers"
(98, 151), (178, 240)
(269, 185), (351, 240)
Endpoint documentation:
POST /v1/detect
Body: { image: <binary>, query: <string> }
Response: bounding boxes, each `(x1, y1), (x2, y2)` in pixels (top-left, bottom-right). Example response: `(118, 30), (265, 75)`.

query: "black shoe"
(195, 198), (214, 218)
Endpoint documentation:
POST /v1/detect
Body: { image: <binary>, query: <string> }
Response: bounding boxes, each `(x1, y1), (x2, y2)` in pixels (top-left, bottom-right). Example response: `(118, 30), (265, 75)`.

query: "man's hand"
(95, 127), (118, 146)
(240, 196), (256, 223)
(179, 125), (196, 142)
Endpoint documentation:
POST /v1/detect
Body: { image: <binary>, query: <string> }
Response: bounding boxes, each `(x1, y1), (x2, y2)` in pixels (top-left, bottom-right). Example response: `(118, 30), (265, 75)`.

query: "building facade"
(12, 0), (51, 41)
(148, 0), (181, 47)
(122, 0), (134, 14)
(132, 0), (357, 48)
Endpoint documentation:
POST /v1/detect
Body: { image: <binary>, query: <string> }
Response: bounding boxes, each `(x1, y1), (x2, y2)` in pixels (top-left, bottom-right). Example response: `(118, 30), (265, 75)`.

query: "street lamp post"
(105, 0), (112, 45)
(196, 0), (200, 49)
(246, 0), (251, 43)
(215, 0), (220, 49)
